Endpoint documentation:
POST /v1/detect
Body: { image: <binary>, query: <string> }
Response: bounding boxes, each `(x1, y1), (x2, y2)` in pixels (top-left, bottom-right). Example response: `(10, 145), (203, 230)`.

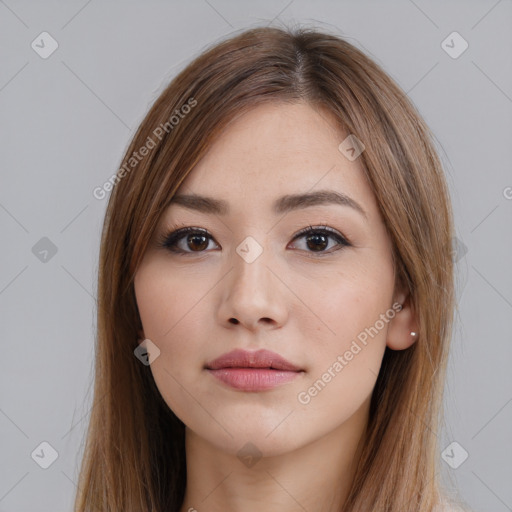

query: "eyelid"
(291, 224), (350, 244)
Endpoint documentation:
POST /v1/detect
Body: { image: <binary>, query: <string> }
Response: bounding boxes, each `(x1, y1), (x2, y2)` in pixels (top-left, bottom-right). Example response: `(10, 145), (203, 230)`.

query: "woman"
(75, 26), (465, 511)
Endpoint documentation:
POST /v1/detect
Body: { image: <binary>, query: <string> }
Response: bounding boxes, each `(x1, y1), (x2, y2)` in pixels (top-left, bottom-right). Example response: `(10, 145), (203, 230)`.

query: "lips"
(205, 349), (304, 391)
(205, 349), (302, 372)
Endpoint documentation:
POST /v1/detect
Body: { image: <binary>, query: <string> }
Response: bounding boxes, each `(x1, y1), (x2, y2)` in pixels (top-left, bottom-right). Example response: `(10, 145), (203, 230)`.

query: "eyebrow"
(169, 190), (367, 220)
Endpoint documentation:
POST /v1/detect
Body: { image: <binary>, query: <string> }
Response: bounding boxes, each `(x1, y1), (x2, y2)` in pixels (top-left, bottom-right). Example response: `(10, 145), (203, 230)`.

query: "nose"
(217, 241), (289, 332)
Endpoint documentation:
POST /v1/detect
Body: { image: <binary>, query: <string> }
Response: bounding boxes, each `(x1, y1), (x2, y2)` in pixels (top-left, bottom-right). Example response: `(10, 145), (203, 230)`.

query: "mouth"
(205, 349), (304, 391)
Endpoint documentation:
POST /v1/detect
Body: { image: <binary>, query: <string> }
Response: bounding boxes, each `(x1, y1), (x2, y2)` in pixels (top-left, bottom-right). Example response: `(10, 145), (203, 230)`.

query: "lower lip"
(206, 368), (302, 391)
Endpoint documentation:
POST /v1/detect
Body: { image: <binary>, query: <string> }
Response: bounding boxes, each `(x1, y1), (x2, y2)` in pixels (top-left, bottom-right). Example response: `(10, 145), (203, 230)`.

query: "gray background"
(1, 1), (511, 511)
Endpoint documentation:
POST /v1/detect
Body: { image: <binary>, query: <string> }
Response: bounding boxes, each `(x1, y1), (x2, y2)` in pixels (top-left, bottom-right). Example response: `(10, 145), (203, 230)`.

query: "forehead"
(172, 102), (378, 219)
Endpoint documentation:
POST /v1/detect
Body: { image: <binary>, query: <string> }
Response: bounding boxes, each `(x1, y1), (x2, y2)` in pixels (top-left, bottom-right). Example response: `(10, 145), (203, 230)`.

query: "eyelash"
(157, 224), (351, 257)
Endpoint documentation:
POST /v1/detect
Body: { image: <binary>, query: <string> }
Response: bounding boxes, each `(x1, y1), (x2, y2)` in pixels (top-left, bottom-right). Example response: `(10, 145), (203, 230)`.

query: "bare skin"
(134, 102), (418, 512)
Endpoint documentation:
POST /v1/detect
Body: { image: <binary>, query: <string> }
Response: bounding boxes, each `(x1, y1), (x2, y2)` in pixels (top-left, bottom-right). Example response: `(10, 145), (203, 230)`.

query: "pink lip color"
(207, 368), (301, 391)
(205, 349), (303, 391)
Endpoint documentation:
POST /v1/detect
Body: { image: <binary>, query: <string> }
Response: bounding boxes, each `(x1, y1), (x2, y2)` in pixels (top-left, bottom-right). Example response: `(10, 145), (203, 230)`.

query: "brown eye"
(159, 225), (350, 257)
(289, 226), (351, 255)
(305, 232), (329, 252)
(159, 227), (218, 254)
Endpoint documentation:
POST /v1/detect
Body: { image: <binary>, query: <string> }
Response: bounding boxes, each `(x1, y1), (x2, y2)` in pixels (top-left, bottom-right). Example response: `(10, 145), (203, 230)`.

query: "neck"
(178, 398), (369, 512)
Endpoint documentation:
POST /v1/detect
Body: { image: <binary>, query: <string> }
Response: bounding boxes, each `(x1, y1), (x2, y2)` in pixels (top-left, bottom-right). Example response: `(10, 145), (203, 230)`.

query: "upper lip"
(205, 349), (303, 372)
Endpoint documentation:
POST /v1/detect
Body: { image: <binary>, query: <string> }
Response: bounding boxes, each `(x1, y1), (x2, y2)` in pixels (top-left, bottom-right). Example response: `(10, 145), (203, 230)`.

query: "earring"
(410, 331), (417, 337)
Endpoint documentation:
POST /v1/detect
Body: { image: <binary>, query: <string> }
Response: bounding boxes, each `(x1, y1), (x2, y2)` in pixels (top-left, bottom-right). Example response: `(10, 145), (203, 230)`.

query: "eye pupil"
(188, 234), (208, 251)
(306, 233), (328, 251)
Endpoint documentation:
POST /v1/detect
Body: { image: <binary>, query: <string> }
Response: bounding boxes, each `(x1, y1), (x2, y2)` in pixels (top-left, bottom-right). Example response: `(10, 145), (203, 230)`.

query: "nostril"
(229, 318), (239, 324)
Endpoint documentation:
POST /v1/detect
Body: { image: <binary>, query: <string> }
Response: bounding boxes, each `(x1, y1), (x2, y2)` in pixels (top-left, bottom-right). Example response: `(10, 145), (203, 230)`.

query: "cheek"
(134, 261), (213, 407)
(293, 280), (393, 427)
(291, 259), (395, 400)
(135, 260), (208, 346)
(293, 261), (395, 348)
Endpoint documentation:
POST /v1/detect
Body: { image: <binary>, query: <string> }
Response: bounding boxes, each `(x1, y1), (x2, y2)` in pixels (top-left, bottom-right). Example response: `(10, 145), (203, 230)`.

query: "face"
(134, 102), (404, 458)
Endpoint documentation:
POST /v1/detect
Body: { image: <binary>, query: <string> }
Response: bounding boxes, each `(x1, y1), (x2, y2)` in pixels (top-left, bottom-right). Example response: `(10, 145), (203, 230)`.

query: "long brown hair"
(74, 25), (455, 511)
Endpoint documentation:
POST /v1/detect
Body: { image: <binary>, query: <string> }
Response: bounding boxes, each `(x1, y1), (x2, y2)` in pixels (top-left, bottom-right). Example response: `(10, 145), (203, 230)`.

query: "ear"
(386, 286), (419, 351)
